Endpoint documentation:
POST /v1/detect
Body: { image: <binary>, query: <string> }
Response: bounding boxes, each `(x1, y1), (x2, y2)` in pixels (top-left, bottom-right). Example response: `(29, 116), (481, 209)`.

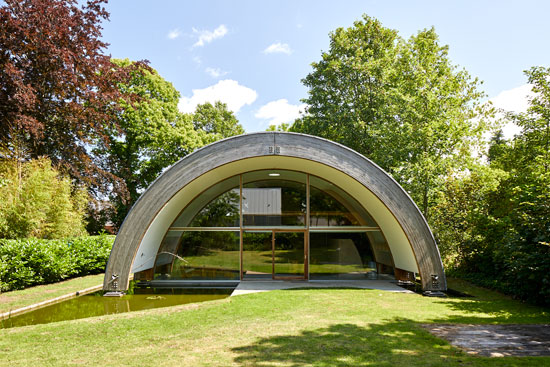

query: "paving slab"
(231, 279), (413, 296)
(421, 324), (550, 357)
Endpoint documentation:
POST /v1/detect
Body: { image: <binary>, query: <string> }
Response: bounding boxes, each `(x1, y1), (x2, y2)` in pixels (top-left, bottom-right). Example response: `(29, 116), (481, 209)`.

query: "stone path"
(231, 279), (412, 296)
(421, 324), (550, 357)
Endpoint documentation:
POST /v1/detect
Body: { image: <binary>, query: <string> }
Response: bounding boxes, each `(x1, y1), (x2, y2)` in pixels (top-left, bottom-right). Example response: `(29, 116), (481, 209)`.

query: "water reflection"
(1, 288), (231, 329)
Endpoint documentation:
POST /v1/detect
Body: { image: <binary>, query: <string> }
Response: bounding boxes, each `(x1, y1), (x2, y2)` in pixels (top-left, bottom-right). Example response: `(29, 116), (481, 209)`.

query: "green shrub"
(0, 235), (114, 292)
(0, 157), (88, 239)
(67, 236), (114, 275)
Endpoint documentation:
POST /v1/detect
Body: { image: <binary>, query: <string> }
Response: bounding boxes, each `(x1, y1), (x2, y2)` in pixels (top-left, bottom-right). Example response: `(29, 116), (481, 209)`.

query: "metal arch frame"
(103, 132), (446, 292)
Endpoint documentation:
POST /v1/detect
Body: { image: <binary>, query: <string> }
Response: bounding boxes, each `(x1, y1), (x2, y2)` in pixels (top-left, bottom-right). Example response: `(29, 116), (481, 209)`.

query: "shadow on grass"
(232, 321), (462, 367)
(232, 319), (550, 366)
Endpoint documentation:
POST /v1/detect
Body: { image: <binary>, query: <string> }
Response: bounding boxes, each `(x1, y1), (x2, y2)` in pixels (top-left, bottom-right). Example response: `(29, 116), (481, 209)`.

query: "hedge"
(0, 235), (114, 292)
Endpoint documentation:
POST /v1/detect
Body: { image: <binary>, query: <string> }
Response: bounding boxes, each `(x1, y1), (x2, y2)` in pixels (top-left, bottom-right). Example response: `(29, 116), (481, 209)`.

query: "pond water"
(1, 288), (232, 329)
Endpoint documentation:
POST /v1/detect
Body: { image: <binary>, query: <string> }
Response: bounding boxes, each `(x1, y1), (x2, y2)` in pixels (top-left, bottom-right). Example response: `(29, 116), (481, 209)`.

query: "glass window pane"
(309, 175), (377, 227)
(153, 230), (183, 276)
(171, 176), (240, 228)
(310, 232), (389, 280)
(369, 231), (394, 275)
(243, 231), (272, 280)
(242, 170), (306, 227)
(274, 232), (304, 278)
(154, 231), (240, 280)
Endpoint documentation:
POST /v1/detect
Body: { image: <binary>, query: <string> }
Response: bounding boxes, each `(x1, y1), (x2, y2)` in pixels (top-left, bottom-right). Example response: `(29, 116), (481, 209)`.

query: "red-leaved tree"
(0, 0), (143, 197)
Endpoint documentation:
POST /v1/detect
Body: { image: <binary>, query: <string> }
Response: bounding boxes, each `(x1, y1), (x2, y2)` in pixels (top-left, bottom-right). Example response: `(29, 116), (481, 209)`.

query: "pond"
(1, 287), (232, 329)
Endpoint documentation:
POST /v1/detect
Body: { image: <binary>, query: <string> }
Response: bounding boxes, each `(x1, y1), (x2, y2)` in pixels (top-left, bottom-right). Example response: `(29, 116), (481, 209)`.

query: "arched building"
(103, 132), (446, 293)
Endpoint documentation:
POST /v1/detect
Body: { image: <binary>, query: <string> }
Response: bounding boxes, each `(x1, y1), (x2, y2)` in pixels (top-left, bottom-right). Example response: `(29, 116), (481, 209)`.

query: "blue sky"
(102, 0), (550, 133)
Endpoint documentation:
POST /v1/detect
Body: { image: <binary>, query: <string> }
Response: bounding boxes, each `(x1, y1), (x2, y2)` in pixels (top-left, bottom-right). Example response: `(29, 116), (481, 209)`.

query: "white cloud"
(263, 42), (292, 55)
(489, 84), (535, 139)
(167, 28), (182, 40)
(490, 84), (533, 114)
(178, 79), (257, 114)
(205, 67), (228, 78)
(255, 99), (306, 125)
(192, 24), (228, 47)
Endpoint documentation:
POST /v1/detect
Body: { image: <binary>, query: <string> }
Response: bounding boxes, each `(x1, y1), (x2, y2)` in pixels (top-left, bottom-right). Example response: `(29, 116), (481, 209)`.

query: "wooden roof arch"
(103, 132), (446, 293)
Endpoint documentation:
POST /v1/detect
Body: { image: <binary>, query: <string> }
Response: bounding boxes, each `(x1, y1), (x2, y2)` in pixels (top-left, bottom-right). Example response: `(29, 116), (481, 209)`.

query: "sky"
(101, 0), (550, 135)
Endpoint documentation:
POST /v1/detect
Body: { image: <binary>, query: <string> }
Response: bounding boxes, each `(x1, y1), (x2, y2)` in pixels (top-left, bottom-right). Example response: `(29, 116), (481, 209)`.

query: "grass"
(0, 278), (549, 366)
(0, 274), (104, 314)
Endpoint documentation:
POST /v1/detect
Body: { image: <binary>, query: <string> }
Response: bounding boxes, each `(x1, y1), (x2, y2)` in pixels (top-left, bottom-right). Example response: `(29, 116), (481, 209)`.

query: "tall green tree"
(388, 28), (489, 217)
(98, 59), (203, 229)
(513, 66), (550, 177)
(192, 101), (244, 144)
(504, 66), (550, 249)
(488, 67), (550, 249)
(98, 63), (245, 229)
(433, 67), (550, 305)
(295, 16), (399, 158)
(294, 15), (491, 218)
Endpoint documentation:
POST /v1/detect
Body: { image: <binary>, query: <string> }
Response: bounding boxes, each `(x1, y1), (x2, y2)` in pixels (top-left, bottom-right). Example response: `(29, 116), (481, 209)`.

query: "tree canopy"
(96, 60), (198, 229)
(294, 15), (491, 217)
(432, 67), (550, 305)
(0, 0), (247, 231)
(193, 101), (245, 144)
(0, 0), (141, 193)
(95, 61), (246, 229)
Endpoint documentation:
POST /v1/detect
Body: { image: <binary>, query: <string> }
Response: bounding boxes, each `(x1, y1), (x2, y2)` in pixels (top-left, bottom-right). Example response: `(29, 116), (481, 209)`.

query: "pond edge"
(0, 284), (103, 321)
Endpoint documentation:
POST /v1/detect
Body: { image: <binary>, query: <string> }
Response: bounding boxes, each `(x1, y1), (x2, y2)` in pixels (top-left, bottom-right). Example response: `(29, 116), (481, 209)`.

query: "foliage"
(95, 62), (245, 230)
(266, 123), (291, 132)
(431, 166), (509, 272)
(96, 59), (204, 229)
(295, 15), (399, 157)
(293, 13), (548, 305)
(1, 1), (245, 231)
(0, 235), (113, 292)
(192, 101), (245, 143)
(514, 66), (550, 175)
(0, 157), (88, 239)
(0, 0), (142, 194)
(435, 67), (550, 306)
(294, 15), (491, 218)
(486, 66), (550, 305)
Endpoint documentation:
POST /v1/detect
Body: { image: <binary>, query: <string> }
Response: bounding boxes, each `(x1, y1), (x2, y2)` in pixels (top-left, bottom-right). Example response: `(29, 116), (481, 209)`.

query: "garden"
(0, 1), (549, 365)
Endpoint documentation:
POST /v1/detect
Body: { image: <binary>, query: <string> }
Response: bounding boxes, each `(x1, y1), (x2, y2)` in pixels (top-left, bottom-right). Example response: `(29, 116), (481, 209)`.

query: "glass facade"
(145, 170), (395, 282)
(171, 176), (240, 228)
(154, 231), (240, 280)
(242, 231), (273, 280)
(273, 232), (305, 278)
(309, 231), (390, 280)
(242, 170), (306, 227)
(309, 175), (377, 227)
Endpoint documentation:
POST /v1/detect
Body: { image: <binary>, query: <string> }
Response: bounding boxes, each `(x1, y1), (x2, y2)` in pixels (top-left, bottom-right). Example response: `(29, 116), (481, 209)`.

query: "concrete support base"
(422, 291), (447, 297)
(103, 291), (124, 297)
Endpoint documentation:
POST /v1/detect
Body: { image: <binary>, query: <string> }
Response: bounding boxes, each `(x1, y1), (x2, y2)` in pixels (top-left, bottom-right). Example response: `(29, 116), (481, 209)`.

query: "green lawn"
(0, 278), (548, 366)
(0, 274), (104, 314)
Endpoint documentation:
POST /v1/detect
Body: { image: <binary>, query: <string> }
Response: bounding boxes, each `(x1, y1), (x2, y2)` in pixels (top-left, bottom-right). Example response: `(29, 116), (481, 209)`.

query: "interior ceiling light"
(268, 173), (280, 177)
